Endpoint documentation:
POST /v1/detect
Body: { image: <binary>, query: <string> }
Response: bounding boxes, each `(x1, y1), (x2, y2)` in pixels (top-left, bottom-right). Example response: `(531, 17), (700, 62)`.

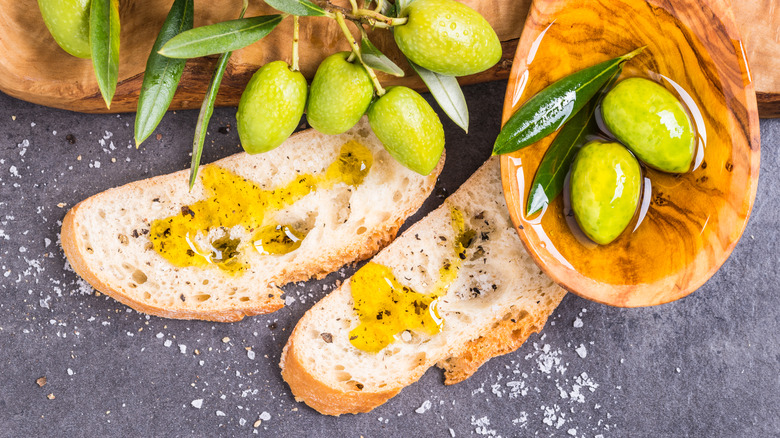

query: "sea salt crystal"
(575, 344), (587, 359)
(216, 410), (226, 417)
(415, 400), (432, 414)
(573, 317), (583, 328)
(179, 344), (187, 354)
(259, 411), (271, 421)
(164, 339), (172, 347)
(191, 399), (203, 409)
(247, 349), (255, 360)
(471, 416), (497, 436)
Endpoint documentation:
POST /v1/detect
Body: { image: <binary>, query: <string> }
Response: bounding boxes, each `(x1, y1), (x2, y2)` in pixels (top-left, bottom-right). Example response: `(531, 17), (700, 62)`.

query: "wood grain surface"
(0, 0), (776, 115)
(0, 0), (528, 114)
(499, 0), (761, 307)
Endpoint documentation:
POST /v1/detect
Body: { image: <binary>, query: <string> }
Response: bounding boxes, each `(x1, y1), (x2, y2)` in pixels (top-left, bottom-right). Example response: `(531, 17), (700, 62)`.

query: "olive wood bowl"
(500, 0), (761, 307)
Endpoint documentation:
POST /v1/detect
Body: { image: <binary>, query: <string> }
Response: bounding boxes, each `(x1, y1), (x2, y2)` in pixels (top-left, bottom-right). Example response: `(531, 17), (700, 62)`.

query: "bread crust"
(60, 126), (444, 322)
(280, 332), (401, 416)
(61, 203), (286, 321)
(436, 303), (563, 384)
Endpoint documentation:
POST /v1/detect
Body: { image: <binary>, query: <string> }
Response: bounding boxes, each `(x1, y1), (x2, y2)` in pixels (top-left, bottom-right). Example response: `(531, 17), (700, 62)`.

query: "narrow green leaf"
(378, 0), (395, 17)
(135, 0), (194, 146)
(189, 52), (231, 189)
(90, 0), (120, 109)
(493, 47), (644, 155)
(409, 59), (469, 132)
(526, 99), (598, 216)
(526, 70), (623, 216)
(190, 1), (253, 189)
(361, 37), (404, 77)
(396, 0), (414, 14)
(263, 0), (328, 16)
(159, 15), (283, 59)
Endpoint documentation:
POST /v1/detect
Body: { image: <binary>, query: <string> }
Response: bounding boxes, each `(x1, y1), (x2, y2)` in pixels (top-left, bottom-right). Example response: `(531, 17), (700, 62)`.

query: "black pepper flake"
(66, 134), (76, 144)
(475, 211), (485, 220)
(268, 322), (277, 330)
(320, 333), (333, 343)
(725, 162), (733, 172)
(217, 126), (230, 134)
(481, 232), (490, 241)
(349, 335), (358, 341)
(132, 229), (140, 238)
(355, 383), (364, 390)
(181, 206), (195, 218)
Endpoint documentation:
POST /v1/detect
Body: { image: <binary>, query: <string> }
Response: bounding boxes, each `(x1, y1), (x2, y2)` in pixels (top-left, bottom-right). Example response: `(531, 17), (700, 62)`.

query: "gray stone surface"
(0, 82), (777, 438)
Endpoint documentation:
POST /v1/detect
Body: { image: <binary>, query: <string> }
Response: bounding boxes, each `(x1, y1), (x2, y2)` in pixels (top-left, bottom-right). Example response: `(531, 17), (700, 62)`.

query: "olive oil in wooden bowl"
(499, 0), (760, 307)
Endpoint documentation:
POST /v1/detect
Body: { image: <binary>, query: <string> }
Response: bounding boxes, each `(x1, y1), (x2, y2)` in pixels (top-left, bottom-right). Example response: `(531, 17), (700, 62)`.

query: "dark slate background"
(0, 82), (777, 438)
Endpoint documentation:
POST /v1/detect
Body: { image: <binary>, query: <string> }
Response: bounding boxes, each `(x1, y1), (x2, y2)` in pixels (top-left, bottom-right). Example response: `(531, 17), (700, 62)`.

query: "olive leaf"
(89, 0), (120, 109)
(159, 15), (283, 59)
(493, 47), (644, 155)
(408, 60), (469, 133)
(525, 97), (599, 216)
(135, 0), (194, 147)
(396, 0), (415, 14)
(189, 0), (252, 189)
(263, 0), (329, 16)
(189, 52), (230, 189)
(360, 37), (404, 77)
(377, 0), (396, 16)
(526, 69), (624, 216)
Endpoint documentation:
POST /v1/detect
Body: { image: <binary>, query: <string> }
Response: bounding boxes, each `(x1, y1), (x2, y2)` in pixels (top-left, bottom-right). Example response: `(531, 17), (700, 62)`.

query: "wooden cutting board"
(0, 0), (776, 116)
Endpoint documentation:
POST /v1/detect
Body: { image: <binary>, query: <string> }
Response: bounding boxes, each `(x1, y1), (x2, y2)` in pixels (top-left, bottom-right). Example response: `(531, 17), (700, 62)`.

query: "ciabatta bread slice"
(61, 119), (443, 322)
(280, 157), (566, 415)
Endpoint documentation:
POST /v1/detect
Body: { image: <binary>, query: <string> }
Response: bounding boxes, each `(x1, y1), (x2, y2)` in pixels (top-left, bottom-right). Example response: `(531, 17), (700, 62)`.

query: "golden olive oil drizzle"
(349, 207), (474, 353)
(149, 141), (373, 273)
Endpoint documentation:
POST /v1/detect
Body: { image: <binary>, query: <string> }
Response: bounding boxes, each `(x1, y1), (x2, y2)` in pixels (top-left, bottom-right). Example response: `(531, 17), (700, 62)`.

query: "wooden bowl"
(499, 0), (761, 307)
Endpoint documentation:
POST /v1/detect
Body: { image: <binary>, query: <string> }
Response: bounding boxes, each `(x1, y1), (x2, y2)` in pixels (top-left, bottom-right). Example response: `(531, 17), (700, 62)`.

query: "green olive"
(394, 0), (501, 77)
(570, 141), (641, 245)
(38, 0), (91, 58)
(367, 86), (444, 175)
(307, 52), (374, 135)
(237, 61), (307, 154)
(601, 78), (695, 173)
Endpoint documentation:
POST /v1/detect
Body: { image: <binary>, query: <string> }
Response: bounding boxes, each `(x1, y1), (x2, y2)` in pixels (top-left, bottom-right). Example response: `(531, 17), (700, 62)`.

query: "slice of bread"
(280, 157), (567, 415)
(61, 119), (443, 322)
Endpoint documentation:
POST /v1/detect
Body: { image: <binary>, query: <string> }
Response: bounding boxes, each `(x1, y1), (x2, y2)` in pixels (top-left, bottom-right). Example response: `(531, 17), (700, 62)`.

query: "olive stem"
(373, 0), (384, 13)
(348, 0), (359, 14)
(334, 11), (385, 96)
(315, 1), (402, 28)
(291, 15), (300, 71)
(353, 9), (407, 27)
